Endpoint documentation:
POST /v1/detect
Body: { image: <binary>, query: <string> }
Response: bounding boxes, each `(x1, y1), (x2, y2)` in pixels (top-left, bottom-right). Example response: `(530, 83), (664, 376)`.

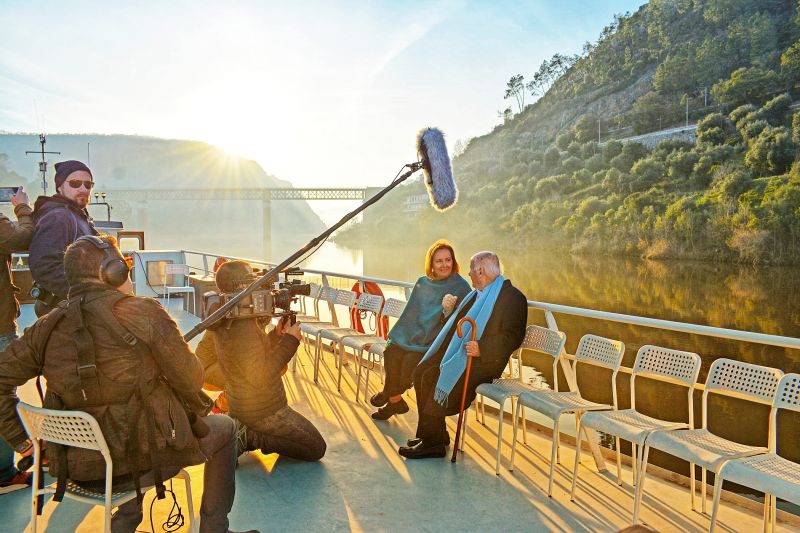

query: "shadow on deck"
(1, 301), (795, 532)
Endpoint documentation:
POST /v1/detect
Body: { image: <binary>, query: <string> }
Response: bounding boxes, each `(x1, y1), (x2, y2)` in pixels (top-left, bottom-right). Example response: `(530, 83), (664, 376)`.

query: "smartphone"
(0, 187), (20, 203)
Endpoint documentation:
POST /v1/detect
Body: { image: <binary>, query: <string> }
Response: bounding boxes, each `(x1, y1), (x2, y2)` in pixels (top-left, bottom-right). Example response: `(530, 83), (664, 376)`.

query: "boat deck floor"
(0, 301), (796, 532)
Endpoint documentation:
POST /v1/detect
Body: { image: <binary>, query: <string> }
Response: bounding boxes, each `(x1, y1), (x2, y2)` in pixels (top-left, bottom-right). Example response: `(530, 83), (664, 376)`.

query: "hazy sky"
(1, 0), (643, 190)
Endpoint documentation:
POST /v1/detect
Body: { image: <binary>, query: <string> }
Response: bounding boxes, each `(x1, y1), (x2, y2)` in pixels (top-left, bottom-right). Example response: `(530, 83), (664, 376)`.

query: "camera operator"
(196, 260), (326, 462)
(0, 236), (258, 533)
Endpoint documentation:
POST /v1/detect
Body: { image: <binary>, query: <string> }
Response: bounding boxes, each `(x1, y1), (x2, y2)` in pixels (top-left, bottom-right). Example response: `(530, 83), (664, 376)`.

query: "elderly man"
(29, 160), (98, 316)
(400, 251), (528, 459)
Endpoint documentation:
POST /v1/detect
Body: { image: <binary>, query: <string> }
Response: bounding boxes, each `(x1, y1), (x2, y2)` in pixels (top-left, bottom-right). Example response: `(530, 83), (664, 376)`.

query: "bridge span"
(100, 187), (377, 259)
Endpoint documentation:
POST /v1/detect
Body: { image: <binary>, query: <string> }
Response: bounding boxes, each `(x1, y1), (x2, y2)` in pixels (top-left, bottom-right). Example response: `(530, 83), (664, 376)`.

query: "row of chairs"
(472, 324), (800, 532)
(293, 283), (407, 399)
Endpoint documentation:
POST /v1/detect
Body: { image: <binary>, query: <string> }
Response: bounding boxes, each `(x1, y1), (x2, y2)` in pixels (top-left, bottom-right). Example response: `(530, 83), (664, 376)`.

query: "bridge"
(106, 188), (367, 201)
(99, 187), (377, 259)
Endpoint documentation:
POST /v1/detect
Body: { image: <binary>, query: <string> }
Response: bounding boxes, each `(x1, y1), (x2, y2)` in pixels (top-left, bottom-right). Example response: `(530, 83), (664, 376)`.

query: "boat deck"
(0, 300), (796, 532)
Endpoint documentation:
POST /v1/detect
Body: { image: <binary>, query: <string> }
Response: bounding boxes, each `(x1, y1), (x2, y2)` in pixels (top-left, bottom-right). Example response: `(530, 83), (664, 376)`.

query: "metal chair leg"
(702, 467), (708, 514)
(174, 469), (197, 533)
(336, 341), (344, 392)
(709, 473), (725, 533)
(521, 405), (528, 444)
(510, 399), (522, 472)
(633, 443), (651, 524)
(548, 419), (560, 497)
(615, 436), (623, 486)
(495, 399), (506, 476)
(570, 415), (583, 501)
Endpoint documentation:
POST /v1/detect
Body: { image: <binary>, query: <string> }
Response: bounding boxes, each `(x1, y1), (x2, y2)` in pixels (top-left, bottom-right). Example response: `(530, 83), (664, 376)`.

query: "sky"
(0, 0), (643, 196)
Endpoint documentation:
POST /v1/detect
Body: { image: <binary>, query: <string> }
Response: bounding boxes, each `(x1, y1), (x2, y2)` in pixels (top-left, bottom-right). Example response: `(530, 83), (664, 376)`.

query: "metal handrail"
(180, 249), (800, 352)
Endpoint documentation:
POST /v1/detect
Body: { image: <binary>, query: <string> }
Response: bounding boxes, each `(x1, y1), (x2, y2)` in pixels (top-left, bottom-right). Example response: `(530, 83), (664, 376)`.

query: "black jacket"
(417, 279), (529, 416)
(0, 282), (208, 482)
(196, 319), (300, 426)
(30, 195), (98, 299)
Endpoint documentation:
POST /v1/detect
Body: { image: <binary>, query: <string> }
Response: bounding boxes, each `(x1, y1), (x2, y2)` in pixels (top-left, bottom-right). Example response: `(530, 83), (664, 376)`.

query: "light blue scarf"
(419, 275), (505, 406)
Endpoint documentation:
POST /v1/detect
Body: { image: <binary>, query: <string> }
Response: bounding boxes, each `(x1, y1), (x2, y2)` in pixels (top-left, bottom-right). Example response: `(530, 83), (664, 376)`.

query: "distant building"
(403, 194), (429, 215)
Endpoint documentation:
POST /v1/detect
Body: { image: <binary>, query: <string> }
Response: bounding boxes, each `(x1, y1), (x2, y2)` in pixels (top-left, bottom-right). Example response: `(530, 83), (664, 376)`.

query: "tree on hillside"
(711, 67), (782, 105)
(498, 107), (513, 124)
(780, 41), (800, 86)
(504, 75), (526, 113)
(793, 111), (800, 144)
(745, 126), (795, 176)
(572, 114), (600, 143)
(631, 91), (680, 133)
(527, 61), (552, 99)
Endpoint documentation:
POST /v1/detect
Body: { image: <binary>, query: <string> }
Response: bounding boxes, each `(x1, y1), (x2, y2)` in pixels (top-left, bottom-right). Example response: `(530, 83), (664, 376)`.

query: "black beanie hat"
(54, 160), (92, 188)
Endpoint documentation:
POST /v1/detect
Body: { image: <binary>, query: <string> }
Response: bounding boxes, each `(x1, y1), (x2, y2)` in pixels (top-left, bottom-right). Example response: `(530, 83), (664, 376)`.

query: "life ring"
(349, 281), (389, 338)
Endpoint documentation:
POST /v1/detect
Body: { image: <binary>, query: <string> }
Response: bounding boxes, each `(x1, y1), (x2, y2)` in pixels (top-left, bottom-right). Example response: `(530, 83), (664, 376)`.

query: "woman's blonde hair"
(424, 239), (459, 279)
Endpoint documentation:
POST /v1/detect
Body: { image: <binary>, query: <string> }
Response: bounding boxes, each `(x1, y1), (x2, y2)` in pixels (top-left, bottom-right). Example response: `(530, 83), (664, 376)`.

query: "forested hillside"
(338, 0), (800, 265)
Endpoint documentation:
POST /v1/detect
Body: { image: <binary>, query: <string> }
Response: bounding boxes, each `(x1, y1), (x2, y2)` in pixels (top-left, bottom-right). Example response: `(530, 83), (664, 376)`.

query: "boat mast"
(25, 134), (60, 196)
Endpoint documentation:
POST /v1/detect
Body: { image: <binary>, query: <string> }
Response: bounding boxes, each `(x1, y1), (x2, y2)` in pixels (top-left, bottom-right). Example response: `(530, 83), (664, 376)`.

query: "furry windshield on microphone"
(417, 127), (457, 211)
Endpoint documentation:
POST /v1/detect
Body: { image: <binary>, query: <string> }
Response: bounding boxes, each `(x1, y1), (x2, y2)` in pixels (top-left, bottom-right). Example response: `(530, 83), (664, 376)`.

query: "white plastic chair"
(302, 289), (357, 383)
(571, 345), (701, 515)
(460, 325), (565, 476)
(354, 297), (407, 403)
(511, 334), (625, 494)
(710, 373), (800, 533)
(312, 292), (384, 392)
(636, 358), (783, 524)
(299, 286), (339, 356)
(16, 402), (196, 533)
(163, 263), (195, 312)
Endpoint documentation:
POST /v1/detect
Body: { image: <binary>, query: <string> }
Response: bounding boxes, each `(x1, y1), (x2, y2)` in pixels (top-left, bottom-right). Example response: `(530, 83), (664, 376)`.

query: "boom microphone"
(185, 125), (457, 341)
(417, 127), (457, 211)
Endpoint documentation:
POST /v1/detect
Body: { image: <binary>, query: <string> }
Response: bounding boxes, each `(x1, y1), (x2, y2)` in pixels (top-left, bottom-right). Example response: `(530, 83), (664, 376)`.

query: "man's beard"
(73, 195), (89, 207)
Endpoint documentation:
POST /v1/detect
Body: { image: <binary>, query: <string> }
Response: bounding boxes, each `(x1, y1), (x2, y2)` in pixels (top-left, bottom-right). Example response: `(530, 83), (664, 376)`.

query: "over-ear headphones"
(74, 235), (131, 287)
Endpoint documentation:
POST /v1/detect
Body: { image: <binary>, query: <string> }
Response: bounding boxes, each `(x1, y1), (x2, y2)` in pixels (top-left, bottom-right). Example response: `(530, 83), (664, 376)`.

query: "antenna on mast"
(25, 134), (60, 196)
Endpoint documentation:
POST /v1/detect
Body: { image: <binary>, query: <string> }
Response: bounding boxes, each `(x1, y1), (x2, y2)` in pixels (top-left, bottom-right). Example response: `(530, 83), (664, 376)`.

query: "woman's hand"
(442, 294), (458, 315)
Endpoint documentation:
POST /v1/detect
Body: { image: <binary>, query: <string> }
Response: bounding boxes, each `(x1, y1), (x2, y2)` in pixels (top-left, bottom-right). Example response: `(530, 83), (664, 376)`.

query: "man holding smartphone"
(0, 186), (35, 492)
(29, 160), (98, 316)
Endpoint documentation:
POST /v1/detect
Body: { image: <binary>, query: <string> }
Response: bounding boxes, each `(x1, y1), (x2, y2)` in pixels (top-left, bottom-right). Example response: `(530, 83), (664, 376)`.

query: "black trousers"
(412, 350), (491, 445)
(381, 344), (425, 397)
(239, 406), (326, 462)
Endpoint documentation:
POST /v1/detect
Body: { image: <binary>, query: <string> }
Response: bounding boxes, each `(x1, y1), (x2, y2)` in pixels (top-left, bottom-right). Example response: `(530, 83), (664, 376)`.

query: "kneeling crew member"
(0, 236), (257, 533)
(196, 260), (326, 462)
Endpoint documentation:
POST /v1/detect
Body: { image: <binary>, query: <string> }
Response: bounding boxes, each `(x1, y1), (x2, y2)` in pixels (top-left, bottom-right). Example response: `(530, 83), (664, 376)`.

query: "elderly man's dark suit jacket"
(413, 279), (528, 417)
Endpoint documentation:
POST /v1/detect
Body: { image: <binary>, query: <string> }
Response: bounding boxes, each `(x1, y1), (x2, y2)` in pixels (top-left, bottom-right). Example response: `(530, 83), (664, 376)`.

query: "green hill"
(338, 0), (800, 265)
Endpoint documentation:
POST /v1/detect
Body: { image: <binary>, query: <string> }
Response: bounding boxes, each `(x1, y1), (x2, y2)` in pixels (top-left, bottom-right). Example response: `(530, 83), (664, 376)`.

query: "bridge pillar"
(262, 197), (272, 261)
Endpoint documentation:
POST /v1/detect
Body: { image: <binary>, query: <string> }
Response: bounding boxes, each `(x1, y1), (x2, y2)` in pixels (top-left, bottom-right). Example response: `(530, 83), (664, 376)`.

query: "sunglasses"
(67, 179), (94, 190)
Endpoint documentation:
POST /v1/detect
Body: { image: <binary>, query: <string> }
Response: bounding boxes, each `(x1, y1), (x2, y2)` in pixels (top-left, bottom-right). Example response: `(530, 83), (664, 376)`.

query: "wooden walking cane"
(451, 317), (478, 463)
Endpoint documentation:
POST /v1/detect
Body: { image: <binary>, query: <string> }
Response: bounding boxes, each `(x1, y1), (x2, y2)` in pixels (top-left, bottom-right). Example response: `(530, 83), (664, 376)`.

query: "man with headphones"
(0, 236), (258, 533)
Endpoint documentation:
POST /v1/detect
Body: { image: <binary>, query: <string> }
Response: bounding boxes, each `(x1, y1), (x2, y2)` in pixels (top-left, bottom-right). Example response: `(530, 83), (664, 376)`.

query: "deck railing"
(181, 249), (800, 352)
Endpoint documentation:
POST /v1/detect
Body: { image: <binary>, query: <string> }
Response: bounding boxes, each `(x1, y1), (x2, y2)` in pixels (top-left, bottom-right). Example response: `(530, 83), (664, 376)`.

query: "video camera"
(216, 268), (311, 323)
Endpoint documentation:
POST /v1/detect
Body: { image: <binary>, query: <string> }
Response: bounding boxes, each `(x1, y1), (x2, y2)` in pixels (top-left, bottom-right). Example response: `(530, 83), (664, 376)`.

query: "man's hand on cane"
(465, 340), (480, 358)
